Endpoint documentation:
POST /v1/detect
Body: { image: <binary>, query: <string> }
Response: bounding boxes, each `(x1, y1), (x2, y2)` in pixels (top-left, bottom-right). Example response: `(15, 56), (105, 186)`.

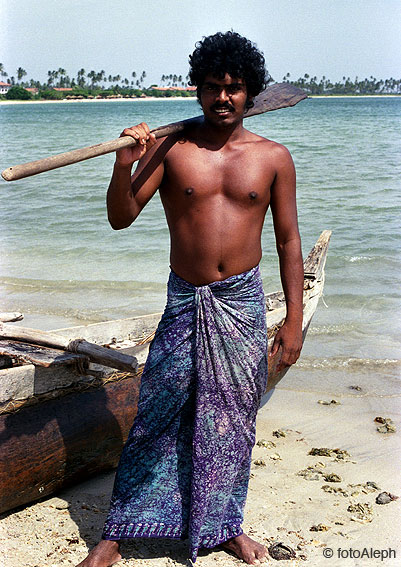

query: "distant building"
(53, 88), (74, 92)
(151, 86), (196, 92)
(0, 81), (11, 94)
(25, 87), (39, 94)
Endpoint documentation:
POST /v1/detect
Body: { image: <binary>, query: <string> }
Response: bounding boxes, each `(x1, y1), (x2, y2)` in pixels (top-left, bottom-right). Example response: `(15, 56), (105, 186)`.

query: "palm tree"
(17, 67), (27, 83)
(97, 70), (105, 87)
(77, 68), (86, 88)
(47, 70), (55, 86)
(87, 70), (97, 88)
(0, 63), (8, 79)
(46, 69), (60, 87)
(57, 68), (67, 87)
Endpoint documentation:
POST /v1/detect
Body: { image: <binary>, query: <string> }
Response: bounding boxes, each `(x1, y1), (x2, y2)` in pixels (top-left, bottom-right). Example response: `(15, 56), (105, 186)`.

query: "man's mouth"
(212, 105), (234, 115)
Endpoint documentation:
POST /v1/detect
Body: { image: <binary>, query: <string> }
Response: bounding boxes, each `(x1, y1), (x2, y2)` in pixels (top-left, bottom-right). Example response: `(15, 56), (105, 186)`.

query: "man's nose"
(217, 88), (229, 102)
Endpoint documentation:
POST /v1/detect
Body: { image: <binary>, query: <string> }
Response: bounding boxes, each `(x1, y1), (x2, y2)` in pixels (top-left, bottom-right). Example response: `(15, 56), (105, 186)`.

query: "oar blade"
(245, 83), (307, 118)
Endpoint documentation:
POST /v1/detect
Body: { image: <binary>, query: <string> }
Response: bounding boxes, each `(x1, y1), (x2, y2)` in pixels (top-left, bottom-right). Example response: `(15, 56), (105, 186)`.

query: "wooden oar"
(0, 323), (138, 372)
(1, 83), (306, 182)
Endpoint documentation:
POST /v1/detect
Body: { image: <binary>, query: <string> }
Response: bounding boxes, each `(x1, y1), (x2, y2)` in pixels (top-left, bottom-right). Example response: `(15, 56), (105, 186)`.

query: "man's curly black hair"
(188, 31), (269, 110)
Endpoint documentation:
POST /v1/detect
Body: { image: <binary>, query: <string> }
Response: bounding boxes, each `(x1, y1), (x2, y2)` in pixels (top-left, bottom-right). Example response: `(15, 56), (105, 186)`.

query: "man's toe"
(255, 546), (268, 562)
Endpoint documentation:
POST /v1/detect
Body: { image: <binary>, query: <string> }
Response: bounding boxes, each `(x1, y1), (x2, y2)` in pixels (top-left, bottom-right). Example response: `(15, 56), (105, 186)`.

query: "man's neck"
(199, 118), (246, 148)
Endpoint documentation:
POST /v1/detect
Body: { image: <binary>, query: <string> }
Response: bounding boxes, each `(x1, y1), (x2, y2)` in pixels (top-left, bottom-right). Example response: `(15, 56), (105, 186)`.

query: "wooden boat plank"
(0, 312), (23, 323)
(0, 339), (88, 368)
(52, 312), (163, 344)
(0, 325), (138, 373)
(303, 229), (331, 280)
(0, 344), (149, 409)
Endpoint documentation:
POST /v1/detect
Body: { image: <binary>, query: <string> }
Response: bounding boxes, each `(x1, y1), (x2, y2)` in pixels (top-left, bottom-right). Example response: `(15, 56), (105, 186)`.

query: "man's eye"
(202, 84), (243, 94)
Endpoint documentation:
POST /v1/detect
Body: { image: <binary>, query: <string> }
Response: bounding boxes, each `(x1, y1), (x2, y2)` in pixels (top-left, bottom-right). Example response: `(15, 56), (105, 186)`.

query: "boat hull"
(0, 375), (140, 514)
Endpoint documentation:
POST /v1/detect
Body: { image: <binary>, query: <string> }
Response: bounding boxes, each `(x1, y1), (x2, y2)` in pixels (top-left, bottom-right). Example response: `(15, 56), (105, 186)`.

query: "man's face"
(199, 73), (249, 127)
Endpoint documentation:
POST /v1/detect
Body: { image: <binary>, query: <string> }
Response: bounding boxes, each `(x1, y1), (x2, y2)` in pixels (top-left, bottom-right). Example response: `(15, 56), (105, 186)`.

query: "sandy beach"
(1, 370), (399, 567)
(1, 94), (400, 106)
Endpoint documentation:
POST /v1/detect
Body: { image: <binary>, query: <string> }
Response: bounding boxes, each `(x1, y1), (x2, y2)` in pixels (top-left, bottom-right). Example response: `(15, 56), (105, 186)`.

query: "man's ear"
(245, 96), (255, 110)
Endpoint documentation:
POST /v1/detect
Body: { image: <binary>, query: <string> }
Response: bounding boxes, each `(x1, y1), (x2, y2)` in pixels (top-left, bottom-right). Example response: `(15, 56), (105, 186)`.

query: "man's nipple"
(185, 187), (194, 195)
(249, 191), (257, 200)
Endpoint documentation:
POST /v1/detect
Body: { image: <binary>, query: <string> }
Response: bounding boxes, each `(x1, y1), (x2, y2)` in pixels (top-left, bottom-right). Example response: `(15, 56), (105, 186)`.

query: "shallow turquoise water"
(0, 97), (400, 385)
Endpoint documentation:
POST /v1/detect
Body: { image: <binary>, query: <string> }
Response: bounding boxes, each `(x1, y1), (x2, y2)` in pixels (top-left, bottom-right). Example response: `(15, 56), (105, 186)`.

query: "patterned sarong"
(102, 265), (268, 562)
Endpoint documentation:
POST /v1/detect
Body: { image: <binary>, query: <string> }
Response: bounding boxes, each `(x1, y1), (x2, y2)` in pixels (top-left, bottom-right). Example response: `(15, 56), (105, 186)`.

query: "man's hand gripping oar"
(1, 84), (306, 182)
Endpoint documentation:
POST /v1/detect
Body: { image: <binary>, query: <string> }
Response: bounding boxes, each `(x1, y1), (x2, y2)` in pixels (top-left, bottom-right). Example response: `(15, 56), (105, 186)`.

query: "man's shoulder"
(245, 130), (292, 160)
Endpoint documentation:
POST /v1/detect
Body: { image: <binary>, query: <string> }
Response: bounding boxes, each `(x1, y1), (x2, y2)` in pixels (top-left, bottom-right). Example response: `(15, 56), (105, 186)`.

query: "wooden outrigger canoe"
(0, 230), (331, 515)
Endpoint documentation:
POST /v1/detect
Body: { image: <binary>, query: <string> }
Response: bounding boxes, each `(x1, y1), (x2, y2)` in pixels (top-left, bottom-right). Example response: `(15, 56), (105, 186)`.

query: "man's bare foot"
(76, 539), (122, 567)
(221, 533), (268, 565)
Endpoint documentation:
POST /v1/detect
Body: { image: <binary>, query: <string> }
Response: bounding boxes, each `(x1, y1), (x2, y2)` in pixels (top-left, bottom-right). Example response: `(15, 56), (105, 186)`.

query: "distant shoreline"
(0, 96), (197, 105)
(1, 94), (400, 105)
(309, 94), (401, 99)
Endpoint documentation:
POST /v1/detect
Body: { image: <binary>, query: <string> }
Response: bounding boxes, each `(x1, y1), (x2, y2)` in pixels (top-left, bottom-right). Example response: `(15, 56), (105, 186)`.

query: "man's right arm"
(107, 122), (165, 229)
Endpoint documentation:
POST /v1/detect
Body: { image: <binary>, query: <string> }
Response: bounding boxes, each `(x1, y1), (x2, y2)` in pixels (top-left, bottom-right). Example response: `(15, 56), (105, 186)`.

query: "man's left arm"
(269, 144), (304, 371)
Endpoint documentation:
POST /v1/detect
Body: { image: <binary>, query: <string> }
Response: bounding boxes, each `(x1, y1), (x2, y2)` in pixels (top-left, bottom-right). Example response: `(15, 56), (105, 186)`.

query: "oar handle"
(1, 84), (306, 182)
(1, 116), (202, 182)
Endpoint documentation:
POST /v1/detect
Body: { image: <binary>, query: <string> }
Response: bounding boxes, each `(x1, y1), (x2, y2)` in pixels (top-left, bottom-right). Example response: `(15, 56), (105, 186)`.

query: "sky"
(1, 0), (400, 86)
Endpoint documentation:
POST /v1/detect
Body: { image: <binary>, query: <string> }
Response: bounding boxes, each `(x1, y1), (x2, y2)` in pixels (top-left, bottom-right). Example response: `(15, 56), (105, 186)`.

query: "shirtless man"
(78, 31), (303, 567)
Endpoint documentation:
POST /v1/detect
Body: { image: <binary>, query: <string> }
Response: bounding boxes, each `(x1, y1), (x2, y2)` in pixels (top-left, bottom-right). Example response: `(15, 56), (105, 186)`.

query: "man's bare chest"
(163, 142), (275, 204)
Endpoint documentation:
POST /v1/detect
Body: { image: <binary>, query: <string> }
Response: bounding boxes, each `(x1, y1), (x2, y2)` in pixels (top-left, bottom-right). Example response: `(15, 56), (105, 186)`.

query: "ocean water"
(0, 97), (400, 391)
